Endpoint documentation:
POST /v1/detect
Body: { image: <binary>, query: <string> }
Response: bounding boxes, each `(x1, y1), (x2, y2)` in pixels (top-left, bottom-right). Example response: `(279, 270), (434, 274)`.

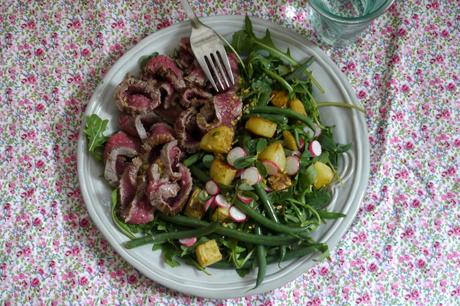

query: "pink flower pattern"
(0, 0), (458, 304)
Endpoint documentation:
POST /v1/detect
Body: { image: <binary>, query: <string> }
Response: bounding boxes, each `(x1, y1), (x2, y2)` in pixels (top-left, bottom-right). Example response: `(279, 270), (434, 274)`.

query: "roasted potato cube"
(282, 130), (298, 151)
(268, 172), (292, 191)
(289, 98), (307, 116)
(271, 90), (289, 107)
(313, 162), (334, 189)
(210, 159), (236, 185)
(195, 240), (222, 267)
(258, 142), (286, 171)
(211, 207), (230, 222)
(200, 126), (234, 154)
(245, 116), (277, 138)
(184, 188), (205, 219)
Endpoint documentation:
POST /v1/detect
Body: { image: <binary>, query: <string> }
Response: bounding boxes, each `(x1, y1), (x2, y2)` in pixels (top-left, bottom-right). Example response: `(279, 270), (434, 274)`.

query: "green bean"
(122, 223), (217, 249)
(189, 165), (210, 182)
(211, 245), (322, 269)
(254, 184), (286, 261)
(233, 200), (313, 237)
(183, 152), (204, 167)
(251, 106), (314, 129)
(245, 114), (289, 126)
(316, 101), (365, 113)
(254, 226), (267, 289)
(158, 213), (299, 246)
(261, 67), (294, 94)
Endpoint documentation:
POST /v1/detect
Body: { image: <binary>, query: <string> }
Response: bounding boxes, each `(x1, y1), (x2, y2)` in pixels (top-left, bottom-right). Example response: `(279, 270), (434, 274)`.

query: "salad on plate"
(84, 17), (363, 287)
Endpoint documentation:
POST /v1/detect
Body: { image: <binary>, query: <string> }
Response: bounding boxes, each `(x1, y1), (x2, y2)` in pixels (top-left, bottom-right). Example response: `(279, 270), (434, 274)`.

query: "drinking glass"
(309, 0), (395, 46)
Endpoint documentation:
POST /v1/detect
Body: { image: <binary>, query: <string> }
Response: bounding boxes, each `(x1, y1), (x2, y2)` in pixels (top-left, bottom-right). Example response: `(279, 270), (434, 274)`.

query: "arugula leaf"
(256, 138), (267, 153)
(255, 160), (268, 178)
(233, 155), (257, 169)
(304, 189), (332, 210)
(298, 165), (317, 191)
(111, 189), (136, 239)
(161, 244), (181, 268)
(84, 114), (109, 161)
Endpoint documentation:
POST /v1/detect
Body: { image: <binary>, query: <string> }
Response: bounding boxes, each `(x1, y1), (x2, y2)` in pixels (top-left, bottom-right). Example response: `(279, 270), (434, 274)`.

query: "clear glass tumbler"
(309, 0), (395, 46)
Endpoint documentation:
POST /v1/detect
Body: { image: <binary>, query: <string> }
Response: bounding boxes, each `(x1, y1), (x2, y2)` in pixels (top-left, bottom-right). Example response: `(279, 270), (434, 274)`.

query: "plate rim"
(77, 15), (370, 298)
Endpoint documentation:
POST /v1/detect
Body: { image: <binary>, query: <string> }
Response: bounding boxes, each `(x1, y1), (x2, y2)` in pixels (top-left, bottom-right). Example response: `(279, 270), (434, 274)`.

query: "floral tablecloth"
(1, 0), (458, 305)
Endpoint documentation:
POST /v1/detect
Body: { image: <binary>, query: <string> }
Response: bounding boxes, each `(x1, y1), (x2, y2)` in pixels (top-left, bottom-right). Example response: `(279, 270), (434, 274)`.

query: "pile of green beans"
(157, 214), (300, 246)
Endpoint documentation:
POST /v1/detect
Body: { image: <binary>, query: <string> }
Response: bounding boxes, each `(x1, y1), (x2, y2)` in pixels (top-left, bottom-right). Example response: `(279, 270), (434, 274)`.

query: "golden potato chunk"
(289, 98), (307, 116)
(313, 162), (334, 189)
(184, 188), (205, 219)
(195, 240), (222, 267)
(210, 159), (237, 185)
(245, 116), (277, 138)
(258, 142), (286, 171)
(271, 90), (289, 107)
(211, 207), (230, 222)
(282, 130), (298, 151)
(200, 126), (234, 154)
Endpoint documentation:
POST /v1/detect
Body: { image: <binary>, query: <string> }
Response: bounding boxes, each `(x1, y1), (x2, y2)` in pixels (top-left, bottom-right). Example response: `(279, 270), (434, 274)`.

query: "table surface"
(1, 1), (458, 305)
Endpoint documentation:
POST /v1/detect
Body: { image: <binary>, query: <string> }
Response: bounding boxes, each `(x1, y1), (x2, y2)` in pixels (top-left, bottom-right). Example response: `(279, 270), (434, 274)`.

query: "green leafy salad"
(84, 16), (364, 288)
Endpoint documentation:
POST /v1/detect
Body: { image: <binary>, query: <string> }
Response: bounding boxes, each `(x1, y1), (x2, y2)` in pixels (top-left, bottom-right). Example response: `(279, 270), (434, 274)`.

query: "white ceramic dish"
(77, 16), (370, 298)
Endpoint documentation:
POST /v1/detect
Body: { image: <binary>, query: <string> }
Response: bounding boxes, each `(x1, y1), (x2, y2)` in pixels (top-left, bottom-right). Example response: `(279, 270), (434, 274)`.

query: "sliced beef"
(184, 66), (207, 87)
(119, 113), (160, 140)
(143, 122), (175, 149)
(160, 140), (182, 180)
(195, 91), (242, 131)
(175, 107), (203, 153)
(121, 195), (154, 224)
(154, 100), (184, 125)
(196, 102), (220, 131)
(228, 53), (240, 86)
(143, 55), (185, 90)
(213, 91), (242, 125)
(134, 112), (160, 140)
(104, 131), (140, 186)
(176, 37), (195, 70)
(158, 82), (175, 109)
(115, 75), (161, 115)
(119, 157), (143, 208)
(147, 164), (192, 215)
(180, 87), (212, 108)
(118, 114), (138, 138)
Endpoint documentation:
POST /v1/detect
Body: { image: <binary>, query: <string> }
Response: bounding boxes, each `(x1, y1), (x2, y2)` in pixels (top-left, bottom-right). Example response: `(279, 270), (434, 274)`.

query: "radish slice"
(262, 160), (280, 175)
(313, 124), (322, 137)
(286, 156), (300, 176)
(179, 237), (197, 247)
(241, 167), (261, 185)
(227, 147), (247, 166)
(237, 192), (252, 205)
(203, 196), (215, 211)
(215, 194), (231, 208)
(205, 180), (220, 196)
(308, 140), (322, 157)
(229, 206), (247, 222)
(298, 138), (305, 151)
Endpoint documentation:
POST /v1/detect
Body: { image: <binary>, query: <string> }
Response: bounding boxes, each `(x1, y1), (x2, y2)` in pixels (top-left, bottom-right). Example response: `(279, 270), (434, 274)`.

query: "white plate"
(77, 16), (370, 298)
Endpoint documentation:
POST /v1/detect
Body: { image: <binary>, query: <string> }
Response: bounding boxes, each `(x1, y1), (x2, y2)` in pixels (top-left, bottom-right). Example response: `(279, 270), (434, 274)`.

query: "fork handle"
(181, 0), (201, 29)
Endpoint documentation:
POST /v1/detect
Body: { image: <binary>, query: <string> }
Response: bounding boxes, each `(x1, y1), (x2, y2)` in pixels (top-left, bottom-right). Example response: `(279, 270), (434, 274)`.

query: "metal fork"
(181, 0), (234, 92)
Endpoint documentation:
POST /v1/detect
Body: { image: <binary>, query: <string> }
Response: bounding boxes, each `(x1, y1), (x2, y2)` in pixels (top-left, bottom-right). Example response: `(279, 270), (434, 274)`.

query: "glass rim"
(309, 0), (395, 24)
